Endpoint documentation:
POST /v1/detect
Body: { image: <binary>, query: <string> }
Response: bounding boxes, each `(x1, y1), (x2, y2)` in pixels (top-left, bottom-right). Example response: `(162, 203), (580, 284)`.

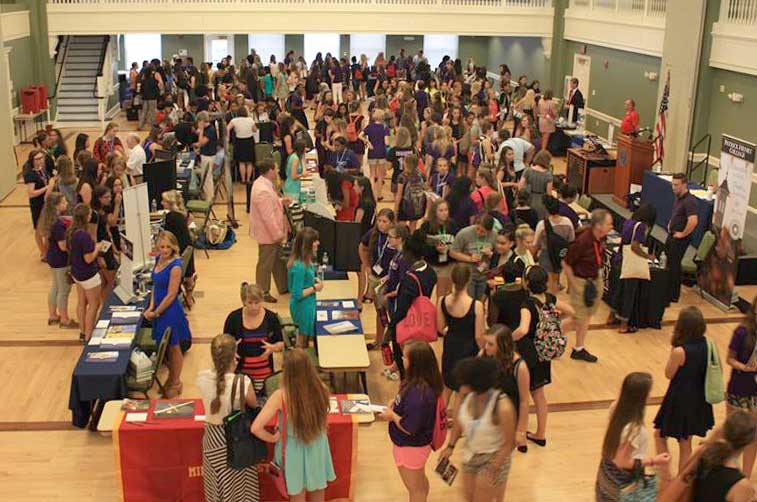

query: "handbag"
(620, 222), (650, 281)
(396, 272), (438, 345)
(583, 277), (598, 308)
(222, 374), (267, 469)
(267, 404), (288, 497)
(705, 338), (725, 404)
(619, 460), (657, 502)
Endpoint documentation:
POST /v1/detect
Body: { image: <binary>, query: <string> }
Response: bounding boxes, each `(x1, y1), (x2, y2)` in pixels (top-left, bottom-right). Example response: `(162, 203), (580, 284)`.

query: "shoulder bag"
(396, 272), (438, 345)
(223, 374), (266, 469)
(705, 338), (725, 405)
(267, 403), (288, 497)
(620, 221), (650, 281)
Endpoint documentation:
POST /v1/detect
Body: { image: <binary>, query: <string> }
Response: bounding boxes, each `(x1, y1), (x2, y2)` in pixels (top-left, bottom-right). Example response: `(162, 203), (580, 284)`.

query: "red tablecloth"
(114, 397), (357, 501)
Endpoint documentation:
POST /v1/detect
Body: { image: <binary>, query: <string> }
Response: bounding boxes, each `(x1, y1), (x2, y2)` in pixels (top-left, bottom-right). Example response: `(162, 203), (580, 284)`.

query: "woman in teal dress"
(144, 231), (192, 398)
(252, 348), (335, 501)
(283, 139), (307, 203)
(287, 227), (323, 348)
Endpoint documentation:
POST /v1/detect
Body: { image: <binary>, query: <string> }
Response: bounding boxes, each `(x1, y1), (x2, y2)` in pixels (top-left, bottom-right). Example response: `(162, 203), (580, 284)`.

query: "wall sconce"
(728, 92), (744, 103)
(644, 71), (658, 81)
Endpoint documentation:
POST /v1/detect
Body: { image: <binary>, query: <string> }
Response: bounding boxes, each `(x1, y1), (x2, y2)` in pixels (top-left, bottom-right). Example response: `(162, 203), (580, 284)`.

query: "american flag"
(654, 71), (670, 164)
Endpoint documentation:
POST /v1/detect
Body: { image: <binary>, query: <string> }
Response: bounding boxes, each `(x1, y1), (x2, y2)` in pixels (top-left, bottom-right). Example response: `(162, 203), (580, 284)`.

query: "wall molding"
(564, 8), (665, 58)
(710, 23), (757, 77)
(1, 10), (30, 42)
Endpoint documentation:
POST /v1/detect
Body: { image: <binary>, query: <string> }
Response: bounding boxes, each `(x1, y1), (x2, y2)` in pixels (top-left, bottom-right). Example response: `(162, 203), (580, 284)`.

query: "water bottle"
(151, 199), (157, 213)
(318, 252), (329, 281)
(659, 251), (667, 269)
(381, 344), (393, 366)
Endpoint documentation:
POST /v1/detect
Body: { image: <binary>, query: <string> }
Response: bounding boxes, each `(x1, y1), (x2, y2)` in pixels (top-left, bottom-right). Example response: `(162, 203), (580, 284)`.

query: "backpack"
(345, 115), (360, 142)
(705, 338), (725, 404)
(386, 63), (396, 79)
(532, 296), (566, 362)
(396, 272), (438, 345)
(355, 66), (364, 81)
(430, 395), (448, 451)
(544, 218), (570, 270)
(400, 173), (427, 220)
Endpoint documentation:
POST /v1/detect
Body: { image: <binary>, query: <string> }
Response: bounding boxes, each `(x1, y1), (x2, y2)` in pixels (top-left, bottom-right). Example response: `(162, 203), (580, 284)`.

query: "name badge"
(372, 264), (384, 276)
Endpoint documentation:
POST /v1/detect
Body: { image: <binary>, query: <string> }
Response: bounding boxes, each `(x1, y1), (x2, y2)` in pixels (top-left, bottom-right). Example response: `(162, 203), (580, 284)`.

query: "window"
(249, 34), (285, 63)
(124, 34), (161, 67)
(423, 35), (458, 69)
(349, 34), (386, 62)
(210, 39), (229, 65)
(304, 33), (340, 65)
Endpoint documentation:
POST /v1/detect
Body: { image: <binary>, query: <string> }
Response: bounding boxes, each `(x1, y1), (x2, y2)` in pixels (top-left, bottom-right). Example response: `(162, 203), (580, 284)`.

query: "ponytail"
(700, 410), (756, 474)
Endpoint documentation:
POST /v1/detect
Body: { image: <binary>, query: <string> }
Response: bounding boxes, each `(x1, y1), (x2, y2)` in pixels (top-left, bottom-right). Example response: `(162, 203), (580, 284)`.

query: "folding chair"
(188, 160), (210, 201)
(179, 245), (195, 309)
(682, 230), (716, 298)
(127, 327), (171, 398)
(188, 177), (224, 258)
(255, 142), (274, 163)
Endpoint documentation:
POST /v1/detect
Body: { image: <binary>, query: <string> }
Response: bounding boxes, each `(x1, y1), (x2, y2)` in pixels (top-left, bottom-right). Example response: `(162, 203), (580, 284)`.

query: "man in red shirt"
(620, 99), (640, 135)
(563, 209), (614, 362)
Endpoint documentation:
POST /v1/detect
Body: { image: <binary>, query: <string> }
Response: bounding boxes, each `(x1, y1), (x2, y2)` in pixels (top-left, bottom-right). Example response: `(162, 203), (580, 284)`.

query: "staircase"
(55, 35), (107, 124)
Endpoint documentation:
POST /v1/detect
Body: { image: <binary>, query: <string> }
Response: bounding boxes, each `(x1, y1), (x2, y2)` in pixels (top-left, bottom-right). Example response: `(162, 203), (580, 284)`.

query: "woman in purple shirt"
(381, 341), (443, 502)
(68, 203), (105, 342)
(364, 111), (390, 200)
(40, 193), (77, 330)
(726, 296), (757, 478)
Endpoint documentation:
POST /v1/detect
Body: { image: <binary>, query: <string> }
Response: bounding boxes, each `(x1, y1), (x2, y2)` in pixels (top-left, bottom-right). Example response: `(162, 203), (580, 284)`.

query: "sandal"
(47, 318), (60, 326)
(59, 319), (80, 330)
(526, 432), (546, 447)
(618, 326), (638, 334)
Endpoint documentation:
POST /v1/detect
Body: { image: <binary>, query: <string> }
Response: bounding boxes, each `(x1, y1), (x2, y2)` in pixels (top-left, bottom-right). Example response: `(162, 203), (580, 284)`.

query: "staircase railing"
(48, 35), (69, 100)
(687, 133), (712, 186)
(92, 35), (110, 100)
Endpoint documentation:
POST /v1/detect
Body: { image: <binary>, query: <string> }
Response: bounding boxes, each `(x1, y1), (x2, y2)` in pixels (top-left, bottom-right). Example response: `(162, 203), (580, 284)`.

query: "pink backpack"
(431, 396), (447, 451)
(396, 273), (438, 345)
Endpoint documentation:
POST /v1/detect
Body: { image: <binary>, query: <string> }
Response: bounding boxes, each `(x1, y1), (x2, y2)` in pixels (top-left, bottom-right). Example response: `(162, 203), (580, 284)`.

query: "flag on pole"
(654, 71), (670, 164)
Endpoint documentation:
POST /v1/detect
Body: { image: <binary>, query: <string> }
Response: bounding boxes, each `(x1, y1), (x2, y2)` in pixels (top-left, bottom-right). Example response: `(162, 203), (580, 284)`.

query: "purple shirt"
(429, 171), (455, 197)
(47, 218), (69, 269)
(616, 219), (647, 265)
(361, 229), (397, 278)
(386, 253), (409, 294)
(364, 123), (389, 159)
(450, 197), (478, 229)
(558, 201), (580, 228)
(389, 385), (437, 447)
(70, 229), (98, 281)
(727, 326), (757, 397)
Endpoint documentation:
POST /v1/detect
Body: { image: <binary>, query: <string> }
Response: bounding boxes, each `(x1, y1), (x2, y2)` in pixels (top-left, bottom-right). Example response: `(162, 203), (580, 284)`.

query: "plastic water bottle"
(659, 251), (667, 269)
(151, 199), (157, 213)
(319, 252), (329, 281)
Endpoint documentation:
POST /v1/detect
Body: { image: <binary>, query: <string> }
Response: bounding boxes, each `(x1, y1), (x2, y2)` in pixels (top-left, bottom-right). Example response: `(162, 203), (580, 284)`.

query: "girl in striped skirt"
(196, 334), (260, 502)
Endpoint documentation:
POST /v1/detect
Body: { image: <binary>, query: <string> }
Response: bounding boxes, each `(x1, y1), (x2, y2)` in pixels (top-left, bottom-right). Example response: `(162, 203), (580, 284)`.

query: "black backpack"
(544, 218), (569, 270)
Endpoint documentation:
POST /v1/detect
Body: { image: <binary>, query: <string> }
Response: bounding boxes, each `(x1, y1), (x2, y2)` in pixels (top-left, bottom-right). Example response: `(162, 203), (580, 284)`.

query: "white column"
(0, 25), (16, 199)
(657, 0), (707, 172)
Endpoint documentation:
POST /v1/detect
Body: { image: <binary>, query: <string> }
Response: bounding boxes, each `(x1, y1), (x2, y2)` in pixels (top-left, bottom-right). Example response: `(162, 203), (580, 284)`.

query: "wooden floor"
(0, 118), (753, 501)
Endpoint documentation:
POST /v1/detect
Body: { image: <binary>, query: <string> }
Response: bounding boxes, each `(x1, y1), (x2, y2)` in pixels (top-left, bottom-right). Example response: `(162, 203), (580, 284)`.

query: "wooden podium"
(613, 135), (654, 207)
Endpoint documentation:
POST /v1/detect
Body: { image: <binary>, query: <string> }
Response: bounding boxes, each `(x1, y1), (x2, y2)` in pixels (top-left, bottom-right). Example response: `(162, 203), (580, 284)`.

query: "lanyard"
(376, 233), (389, 261)
(435, 174), (447, 194)
(336, 150), (347, 171)
(593, 241), (602, 266)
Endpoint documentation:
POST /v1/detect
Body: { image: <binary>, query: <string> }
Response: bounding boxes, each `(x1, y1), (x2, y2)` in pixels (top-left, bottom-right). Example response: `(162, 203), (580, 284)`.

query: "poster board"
(123, 183), (152, 271)
(700, 134), (755, 308)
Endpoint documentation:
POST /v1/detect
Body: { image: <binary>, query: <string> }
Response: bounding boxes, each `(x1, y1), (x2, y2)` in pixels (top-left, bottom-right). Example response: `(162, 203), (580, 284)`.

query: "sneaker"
(571, 348), (598, 363)
(388, 372), (400, 381)
(382, 368), (392, 378)
(262, 294), (278, 303)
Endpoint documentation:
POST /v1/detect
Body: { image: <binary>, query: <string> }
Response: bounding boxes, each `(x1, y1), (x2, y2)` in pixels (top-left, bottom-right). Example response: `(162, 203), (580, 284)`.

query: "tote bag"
(223, 374), (267, 469)
(396, 272), (438, 345)
(620, 221), (650, 281)
(705, 338), (725, 405)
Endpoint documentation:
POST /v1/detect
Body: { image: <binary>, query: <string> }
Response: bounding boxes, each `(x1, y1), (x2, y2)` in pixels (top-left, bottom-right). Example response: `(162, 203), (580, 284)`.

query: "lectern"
(613, 135), (654, 207)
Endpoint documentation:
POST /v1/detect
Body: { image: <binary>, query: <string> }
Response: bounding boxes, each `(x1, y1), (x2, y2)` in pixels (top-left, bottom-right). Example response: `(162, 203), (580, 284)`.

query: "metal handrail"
(48, 36), (70, 99)
(688, 133), (712, 186)
(92, 35), (110, 99)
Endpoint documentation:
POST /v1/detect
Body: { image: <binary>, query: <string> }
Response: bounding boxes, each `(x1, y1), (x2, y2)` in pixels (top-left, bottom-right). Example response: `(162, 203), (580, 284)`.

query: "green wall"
(234, 34), (248, 64)
(562, 41), (661, 130)
(386, 35), (422, 59)
(485, 37), (549, 82)
(285, 34), (304, 58)
(161, 35), (204, 63)
(7, 37), (33, 108)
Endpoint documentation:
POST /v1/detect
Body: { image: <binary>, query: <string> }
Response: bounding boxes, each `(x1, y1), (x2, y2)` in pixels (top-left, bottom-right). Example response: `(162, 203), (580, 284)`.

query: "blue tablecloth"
(640, 170), (714, 248)
(315, 298), (363, 337)
(68, 292), (149, 427)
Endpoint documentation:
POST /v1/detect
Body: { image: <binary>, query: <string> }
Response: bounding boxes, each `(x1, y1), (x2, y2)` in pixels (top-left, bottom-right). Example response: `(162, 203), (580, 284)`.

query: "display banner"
(701, 135), (755, 307)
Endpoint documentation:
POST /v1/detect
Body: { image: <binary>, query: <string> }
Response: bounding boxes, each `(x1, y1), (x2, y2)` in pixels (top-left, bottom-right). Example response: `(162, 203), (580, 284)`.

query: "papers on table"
(86, 351), (119, 363)
(323, 321), (358, 335)
(329, 397), (339, 414)
(341, 399), (372, 415)
(369, 404), (387, 414)
(110, 311), (141, 325)
(194, 415), (206, 422)
(125, 412), (148, 422)
(342, 300), (355, 309)
(317, 311), (328, 322)
(96, 320), (110, 329)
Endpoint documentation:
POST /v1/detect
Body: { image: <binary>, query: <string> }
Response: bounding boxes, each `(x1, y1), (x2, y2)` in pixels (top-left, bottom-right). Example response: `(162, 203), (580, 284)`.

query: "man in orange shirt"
(620, 99), (640, 135)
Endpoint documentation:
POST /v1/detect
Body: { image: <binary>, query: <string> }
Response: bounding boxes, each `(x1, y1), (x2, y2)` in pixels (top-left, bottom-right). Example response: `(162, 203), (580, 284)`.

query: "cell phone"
(435, 457), (459, 486)
(99, 241), (112, 253)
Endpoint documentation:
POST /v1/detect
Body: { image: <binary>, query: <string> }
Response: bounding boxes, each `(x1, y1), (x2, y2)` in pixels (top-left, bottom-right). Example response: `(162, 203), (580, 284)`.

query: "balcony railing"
(719, 0), (757, 26)
(569, 0), (665, 19)
(48, 0), (551, 6)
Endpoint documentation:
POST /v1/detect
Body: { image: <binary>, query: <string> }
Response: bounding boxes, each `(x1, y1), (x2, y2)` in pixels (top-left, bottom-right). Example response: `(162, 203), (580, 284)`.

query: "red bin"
(31, 84), (48, 109)
(21, 87), (40, 114)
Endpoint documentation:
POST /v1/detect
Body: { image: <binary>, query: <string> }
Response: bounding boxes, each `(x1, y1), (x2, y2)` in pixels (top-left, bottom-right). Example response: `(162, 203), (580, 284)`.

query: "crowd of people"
(24, 45), (757, 502)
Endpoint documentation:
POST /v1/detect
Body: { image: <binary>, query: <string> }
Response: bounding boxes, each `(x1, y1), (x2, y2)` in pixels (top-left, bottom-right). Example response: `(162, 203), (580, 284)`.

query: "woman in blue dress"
(144, 230), (192, 398)
(252, 348), (335, 501)
(288, 227), (323, 348)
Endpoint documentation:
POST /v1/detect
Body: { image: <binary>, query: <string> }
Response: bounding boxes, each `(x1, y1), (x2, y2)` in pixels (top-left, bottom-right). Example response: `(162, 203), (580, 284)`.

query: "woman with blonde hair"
(54, 155), (78, 214)
(536, 89), (558, 152)
(288, 227), (323, 348)
(197, 334), (259, 502)
(144, 230), (192, 397)
(252, 349), (335, 502)
(161, 190), (195, 297)
(387, 126), (415, 201)
(223, 282), (284, 395)
(40, 193), (77, 329)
